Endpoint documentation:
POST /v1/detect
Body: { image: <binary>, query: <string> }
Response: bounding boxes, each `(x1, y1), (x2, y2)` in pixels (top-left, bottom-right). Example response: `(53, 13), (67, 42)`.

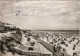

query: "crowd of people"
(0, 29), (80, 56)
(32, 31), (80, 56)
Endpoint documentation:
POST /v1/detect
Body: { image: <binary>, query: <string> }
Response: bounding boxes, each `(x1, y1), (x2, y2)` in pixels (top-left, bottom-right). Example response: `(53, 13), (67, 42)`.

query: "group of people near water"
(0, 30), (80, 56)
(34, 31), (80, 56)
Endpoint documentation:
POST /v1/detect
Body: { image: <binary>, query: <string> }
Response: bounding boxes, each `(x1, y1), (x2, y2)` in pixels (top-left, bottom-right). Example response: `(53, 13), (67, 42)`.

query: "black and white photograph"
(0, 0), (80, 56)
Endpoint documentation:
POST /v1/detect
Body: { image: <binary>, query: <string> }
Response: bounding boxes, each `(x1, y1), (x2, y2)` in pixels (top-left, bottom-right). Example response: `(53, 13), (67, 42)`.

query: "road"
(36, 38), (70, 56)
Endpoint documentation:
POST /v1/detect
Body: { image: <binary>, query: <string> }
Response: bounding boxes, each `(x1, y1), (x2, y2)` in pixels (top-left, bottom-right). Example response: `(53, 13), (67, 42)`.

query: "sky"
(0, 1), (79, 30)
